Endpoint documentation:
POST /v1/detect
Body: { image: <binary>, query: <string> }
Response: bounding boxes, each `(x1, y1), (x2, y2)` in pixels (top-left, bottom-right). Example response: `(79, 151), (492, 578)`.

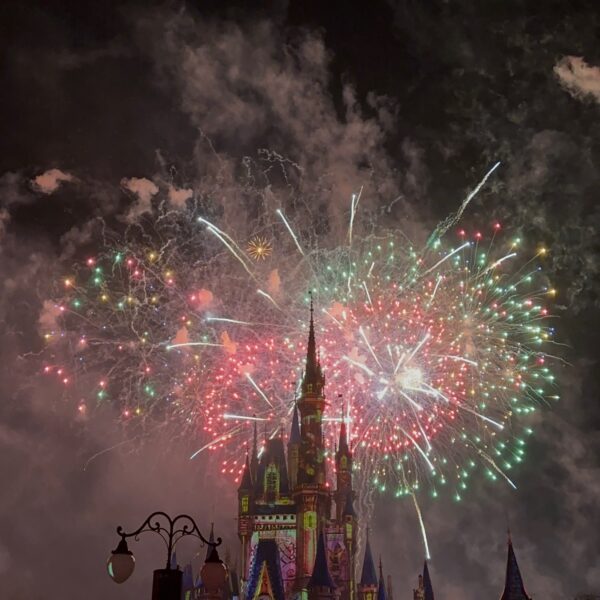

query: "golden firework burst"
(247, 236), (273, 260)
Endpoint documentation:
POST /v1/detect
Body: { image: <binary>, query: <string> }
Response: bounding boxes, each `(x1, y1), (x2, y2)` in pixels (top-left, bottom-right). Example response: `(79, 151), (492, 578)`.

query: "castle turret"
(255, 435), (290, 504)
(358, 531), (378, 600)
(308, 531), (338, 600)
(500, 534), (531, 600)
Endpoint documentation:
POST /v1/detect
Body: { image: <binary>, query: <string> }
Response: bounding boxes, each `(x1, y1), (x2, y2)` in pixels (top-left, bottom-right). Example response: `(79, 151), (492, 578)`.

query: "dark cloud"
(0, 2), (599, 599)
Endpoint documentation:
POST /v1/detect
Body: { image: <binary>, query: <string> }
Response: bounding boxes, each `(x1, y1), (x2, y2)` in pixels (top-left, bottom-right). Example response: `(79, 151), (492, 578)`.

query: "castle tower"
(335, 410), (356, 600)
(307, 531), (338, 600)
(294, 298), (330, 591)
(237, 454), (253, 581)
(358, 531), (378, 600)
(500, 534), (532, 600)
(288, 404), (301, 490)
(413, 561), (434, 600)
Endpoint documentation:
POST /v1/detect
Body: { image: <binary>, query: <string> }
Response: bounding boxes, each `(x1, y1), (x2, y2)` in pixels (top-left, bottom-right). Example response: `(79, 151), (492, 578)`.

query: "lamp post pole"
(107, 511), (227, 600)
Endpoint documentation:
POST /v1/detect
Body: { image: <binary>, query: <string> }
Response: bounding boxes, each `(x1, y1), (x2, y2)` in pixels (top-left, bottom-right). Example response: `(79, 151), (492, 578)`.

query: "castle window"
(241, 495), (249, 513)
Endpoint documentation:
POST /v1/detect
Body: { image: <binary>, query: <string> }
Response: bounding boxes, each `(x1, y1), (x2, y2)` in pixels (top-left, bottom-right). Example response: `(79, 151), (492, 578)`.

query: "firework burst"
(41, 164), (558, 510)
(247, 236), (273, 261)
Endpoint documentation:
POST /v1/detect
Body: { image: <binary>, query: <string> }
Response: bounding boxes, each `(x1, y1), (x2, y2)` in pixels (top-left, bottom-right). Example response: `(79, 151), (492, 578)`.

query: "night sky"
(1, 1), (600, 599)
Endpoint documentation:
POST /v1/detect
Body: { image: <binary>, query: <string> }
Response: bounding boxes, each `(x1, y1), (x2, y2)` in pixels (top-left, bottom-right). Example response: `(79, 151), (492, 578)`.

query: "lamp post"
(107, 511), (227, 600)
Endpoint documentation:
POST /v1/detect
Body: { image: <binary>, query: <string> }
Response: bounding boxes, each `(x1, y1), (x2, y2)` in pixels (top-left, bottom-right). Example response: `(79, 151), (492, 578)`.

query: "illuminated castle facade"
(236, 303), (390, 600)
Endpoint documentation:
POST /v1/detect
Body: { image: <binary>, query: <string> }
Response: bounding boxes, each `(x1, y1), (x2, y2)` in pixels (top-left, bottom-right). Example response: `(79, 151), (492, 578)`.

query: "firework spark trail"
(245, 373), (274, 408)
(348, 186), (363, 245)
(412, 493), (431, 560)
(427, 161), (501, 246)
(206, 317), (254, 325)
(224, 413), (268, 421)
(257, 289), (283, 311)
(197, 217), (256, 277)
(277, 208), (305, 256)
(420, 242), (471, 277)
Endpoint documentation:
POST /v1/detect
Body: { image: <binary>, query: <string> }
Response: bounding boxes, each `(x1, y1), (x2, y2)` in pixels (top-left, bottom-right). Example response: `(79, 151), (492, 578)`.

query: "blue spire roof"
(360, 530), (378, 587)
(377, 558), (387, 600)
(289, 404), (301, 445)
(501, 537), (531, 600)
(308, 531), (335, 589)
(423, 561), (434, 600)
(245, 539), (286, 600)
(170, 551), (177, 570)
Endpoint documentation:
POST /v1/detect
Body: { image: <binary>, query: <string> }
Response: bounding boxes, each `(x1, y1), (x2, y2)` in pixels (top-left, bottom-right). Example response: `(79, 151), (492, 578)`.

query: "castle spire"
(302, 293), (324, 394)
(308, 530), (336, 590)
(238, 452), (253, 491)
(422, 561), (434, 600)
(360, 529), (378, 587)
(500, 535), (531, 600)
(289, 403), (301, 445)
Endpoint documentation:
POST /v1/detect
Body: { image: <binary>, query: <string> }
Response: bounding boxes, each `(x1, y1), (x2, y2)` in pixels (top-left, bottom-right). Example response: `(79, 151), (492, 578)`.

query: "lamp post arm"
(116, 511), (222, 569)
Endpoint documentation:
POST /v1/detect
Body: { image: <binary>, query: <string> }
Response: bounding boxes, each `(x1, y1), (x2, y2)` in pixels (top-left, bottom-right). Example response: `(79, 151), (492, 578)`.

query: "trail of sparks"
(277, 209), (305, 256)
(348, 187), (363, 245)
(412, 493), (432, 560)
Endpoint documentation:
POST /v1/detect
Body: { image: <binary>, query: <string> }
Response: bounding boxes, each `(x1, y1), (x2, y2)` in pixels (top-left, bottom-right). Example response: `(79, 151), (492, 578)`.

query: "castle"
(236, 300), (364, 600)
(182, 305), (535, 600)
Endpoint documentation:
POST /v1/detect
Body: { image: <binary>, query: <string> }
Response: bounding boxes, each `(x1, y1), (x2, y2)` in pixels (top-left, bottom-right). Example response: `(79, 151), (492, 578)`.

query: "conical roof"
(289, 404), (301, 445)
(238, 453), (253, 491)
(500, 537), (531, 600)
(423, 561), (434, 600)
(308, 531), (335, 589)
(360, 530), (378, 587)
(302, 295), (324, 394)
(338, 411), (349, 455)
